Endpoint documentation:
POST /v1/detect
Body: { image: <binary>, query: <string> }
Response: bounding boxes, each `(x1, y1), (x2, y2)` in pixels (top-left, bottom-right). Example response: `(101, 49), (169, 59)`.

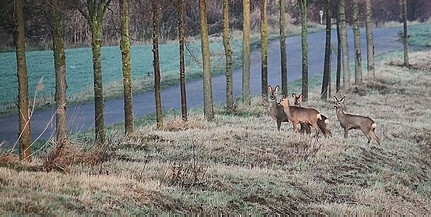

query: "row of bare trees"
(11, 0), (412, 162)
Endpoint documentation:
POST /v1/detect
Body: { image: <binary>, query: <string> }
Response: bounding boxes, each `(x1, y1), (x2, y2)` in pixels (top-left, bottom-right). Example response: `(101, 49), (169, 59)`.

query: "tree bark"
(353, 0), (362, 85)
(15, 0), (31, 161)
(178, 0), (188, 121)
(199, 0), (214, 121)
(120, 0), (134, 135)
(339, 0), (350, 90)
(261, 0), (268, 101)
(280, 0), (288, 95)
(242, 0), (251, 106)
(153, 0), (163, 129)
(80, 0), (111, 145)
(299, 0), (309, 102)
(321, 0), (331, 100)
(223, 0), (234, 111)
(336, 4), (341, 93)
(401, 0), (409, 66)
(365, 0), (375, 77)
(51, 0), (68, 142)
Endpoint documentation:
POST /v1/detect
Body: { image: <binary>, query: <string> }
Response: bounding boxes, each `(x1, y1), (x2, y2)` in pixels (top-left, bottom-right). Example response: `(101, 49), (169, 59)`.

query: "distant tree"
(261, 0), (268, 101)
(51, 0), (68, 142)
(199, 0), (214, 121)
(152, 0), (163, 129)
(280, 0), (288, 95)
(14, 0), (31, 161)
(400, 0), (409, 66)
(339, 0), (350, 90)
(321, 0), (331, 100)
(242, 0), (251, 106)
(178, 0), (188, 121)
(336, 1), (342, 93)
(222, 0), (234, 111)
(77, 0), (111, 145)
(120, 0), (134, 134)
(299, 0), (309, 101)
(353, 0), (362, 85)
(365, 0), (375, 77)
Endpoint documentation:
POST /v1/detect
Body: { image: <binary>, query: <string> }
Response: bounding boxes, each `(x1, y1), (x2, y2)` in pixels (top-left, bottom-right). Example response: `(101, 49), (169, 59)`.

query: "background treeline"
(1, 0), (430, 50)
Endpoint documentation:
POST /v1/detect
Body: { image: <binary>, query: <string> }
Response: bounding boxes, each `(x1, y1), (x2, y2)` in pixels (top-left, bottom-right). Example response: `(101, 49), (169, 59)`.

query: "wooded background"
(1, 0), (430, 50)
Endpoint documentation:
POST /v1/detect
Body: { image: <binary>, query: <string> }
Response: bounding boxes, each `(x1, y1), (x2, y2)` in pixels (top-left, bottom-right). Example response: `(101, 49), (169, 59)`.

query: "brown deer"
(334, 96), (381, 145)
(292, 93), (332, 137)
(279, 93), (322, 136)
(267, 85), (289, 131)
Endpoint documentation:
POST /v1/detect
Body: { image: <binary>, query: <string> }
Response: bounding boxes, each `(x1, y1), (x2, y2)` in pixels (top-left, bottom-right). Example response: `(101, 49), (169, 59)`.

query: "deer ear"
(334, 96), (338, 101)
(340, 96), (346, 102)
(292, 93), (296, 98)
(268, 85), (272, 92)
(298, 94), (303, 101)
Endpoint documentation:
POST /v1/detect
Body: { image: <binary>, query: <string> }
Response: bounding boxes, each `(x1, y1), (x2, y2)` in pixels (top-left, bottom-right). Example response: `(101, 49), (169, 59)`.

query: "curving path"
(0, 27), (403, 145)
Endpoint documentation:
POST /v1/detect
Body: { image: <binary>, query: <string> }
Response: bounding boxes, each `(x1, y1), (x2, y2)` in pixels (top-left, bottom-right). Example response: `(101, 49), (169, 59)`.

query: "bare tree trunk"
(353, 0), (362, 85)
(299, 0), (309, 102)
(15, 0), (31, 161)
(280, 0), (288, 95)
(79, 0), (111, 145)
(321, 0), (331, 100)
(120, 0), (134, 134)
(199, 0), (214, 121)
(51, 0), (68, 142)
(339, 0), (350, 90)
(242, 0), (251, 106)
(336, 2), (341, 93)
(178, 0), (188, 121)
(223, 0), (234, 111)
(153, 0), (163, 129)
(401, 0), (409, 66)
(261, 0), (268, 101)
(365, 0), (375, 77)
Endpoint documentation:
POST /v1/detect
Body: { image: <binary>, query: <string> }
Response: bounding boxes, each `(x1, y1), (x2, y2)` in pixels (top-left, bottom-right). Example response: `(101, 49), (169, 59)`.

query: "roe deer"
(292, 93), (332, 137)
(279, 93), (322, 136)
(334, 96), (381, 145)
(267, 85), (289, 131)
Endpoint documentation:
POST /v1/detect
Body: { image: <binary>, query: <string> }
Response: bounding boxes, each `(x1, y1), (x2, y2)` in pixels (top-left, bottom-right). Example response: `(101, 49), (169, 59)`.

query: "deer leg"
(370, 130), (381, 145)
(312, 122), (321, 137)
(344, 128), (349, 138)
(277, 120), (282, 132)
(292, 121), (299, 132)
(361, 128), (372, 144)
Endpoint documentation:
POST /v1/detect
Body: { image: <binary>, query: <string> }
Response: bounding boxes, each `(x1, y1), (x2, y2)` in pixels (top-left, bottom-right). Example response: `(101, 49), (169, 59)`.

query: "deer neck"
(268, 98), (278, 119)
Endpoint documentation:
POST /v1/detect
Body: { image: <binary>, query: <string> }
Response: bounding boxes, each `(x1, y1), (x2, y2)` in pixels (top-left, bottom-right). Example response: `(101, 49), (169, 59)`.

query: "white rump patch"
(372, 123), (377, 128)
(324, 119), (329, 124)
(317, 114), (322, 120)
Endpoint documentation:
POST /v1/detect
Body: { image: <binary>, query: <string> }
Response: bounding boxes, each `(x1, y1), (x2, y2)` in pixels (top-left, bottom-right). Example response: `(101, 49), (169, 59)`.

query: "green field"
(0, 38), (245, 113)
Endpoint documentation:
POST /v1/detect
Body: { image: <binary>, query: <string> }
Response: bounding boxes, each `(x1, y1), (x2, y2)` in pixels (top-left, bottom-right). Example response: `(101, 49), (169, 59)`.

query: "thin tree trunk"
(300, 0), (309, 102)
(242, 0), (251, 106)
(153, 0), (163, 129)
(353, 0), (362, 85)
(223, 0), (234, 111)
(178, 0), (188, 121)
(199, 0), (214, 121)
(401, 0), (409, 66)
(120, 0), (134, 135)
(280, 0), (288, 95)
(52, 0), (68, 142)
(261, 0), (268, 101)
(336, 14), (341, 93)
(321, 0), (331, 100)
(80, 0), (110, 145)
(339, 0), (350, 90)
(365, 0), (375, 77)
(15, 0), (31, 161)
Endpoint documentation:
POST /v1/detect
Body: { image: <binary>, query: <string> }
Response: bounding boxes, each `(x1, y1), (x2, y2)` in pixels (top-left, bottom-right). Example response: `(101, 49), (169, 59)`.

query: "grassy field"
(1, 49), (430, 215)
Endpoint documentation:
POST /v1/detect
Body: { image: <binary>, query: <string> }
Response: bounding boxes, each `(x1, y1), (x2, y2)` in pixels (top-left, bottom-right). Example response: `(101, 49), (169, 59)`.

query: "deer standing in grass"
(267, 85), (289, 131)
(334, 96), (381, 145)
(292, 93), (332, 137)
(279, 93), (322, 136)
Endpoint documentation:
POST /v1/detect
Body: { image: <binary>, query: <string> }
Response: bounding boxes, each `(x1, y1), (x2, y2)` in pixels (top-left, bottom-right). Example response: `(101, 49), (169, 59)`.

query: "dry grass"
(0, 51), (430, 215)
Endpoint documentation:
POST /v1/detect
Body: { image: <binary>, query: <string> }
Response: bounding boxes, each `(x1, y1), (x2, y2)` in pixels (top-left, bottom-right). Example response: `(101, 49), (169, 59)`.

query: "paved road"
(0, 27), (402, 145)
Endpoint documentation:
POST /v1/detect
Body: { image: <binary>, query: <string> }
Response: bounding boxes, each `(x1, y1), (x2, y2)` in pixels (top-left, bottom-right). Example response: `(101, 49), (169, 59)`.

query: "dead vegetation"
(1, 51), (431, 215)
